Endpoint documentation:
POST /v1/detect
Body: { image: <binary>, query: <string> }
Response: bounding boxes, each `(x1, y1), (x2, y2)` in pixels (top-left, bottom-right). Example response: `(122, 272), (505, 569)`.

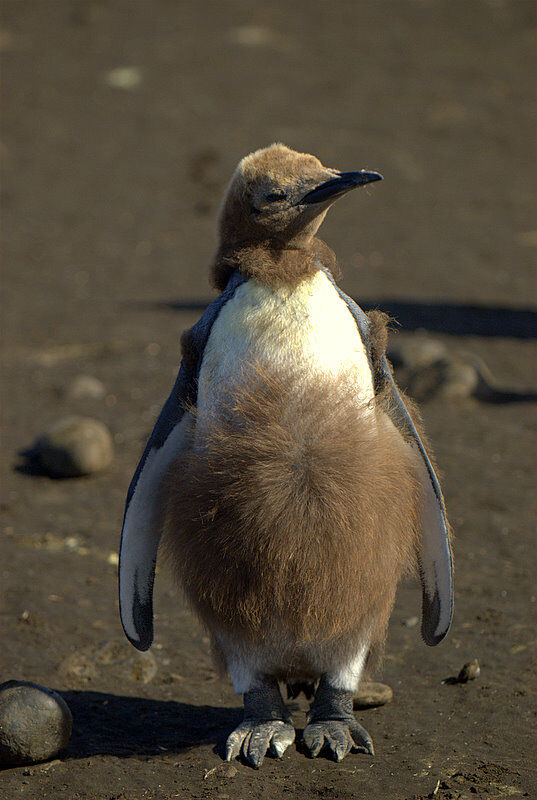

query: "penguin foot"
(302, 718), (374, 761)
(225, 719), (295, 768)
(225, 677), (294, 768)
(303, 674), (374, 761)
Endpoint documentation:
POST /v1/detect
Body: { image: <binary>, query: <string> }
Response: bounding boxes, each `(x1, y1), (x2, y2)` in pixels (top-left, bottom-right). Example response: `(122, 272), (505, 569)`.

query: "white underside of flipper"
(119, 412), (193, 649)
(381, 365), (453, 645)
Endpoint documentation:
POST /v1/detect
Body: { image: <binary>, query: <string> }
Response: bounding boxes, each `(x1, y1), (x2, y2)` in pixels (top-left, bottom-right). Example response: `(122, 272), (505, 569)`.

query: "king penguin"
(119, 144), (453, 767)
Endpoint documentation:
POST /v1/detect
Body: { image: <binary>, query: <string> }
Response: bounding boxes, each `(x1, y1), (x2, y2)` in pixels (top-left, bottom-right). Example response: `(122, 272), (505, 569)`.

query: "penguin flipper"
(378, 355), (454, 646)
(323, 271), (453, 646)
(119, 364), (195, 651)
(119, 270), (248, 651)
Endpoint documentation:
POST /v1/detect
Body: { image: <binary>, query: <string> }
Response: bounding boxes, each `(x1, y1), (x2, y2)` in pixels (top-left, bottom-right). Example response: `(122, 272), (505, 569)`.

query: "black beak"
(298, 170), (383, 205)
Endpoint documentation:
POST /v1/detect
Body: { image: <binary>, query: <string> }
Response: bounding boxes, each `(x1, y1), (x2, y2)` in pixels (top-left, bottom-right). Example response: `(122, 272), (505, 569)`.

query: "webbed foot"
(303, 718), (374, 761)
(225, 719), (295, 768)
(303, 675), (374, 761)
(225, 677), (295, 768)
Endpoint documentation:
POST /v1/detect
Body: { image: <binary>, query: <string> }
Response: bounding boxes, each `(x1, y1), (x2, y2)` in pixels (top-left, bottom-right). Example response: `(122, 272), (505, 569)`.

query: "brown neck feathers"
(211, 237), (340, 292)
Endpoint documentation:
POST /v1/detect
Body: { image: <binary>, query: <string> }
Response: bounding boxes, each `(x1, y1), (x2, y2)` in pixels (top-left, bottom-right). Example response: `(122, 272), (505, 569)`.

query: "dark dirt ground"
(1, 2), (536, 798)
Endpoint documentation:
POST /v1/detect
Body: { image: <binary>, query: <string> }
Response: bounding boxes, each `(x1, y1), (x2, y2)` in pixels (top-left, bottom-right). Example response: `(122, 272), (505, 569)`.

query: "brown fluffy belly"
(159, 371), (422, 650)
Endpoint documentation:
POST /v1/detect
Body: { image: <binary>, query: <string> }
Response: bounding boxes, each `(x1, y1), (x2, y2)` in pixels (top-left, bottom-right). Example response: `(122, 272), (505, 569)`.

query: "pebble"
(438, 360), (479, 399)
(204, 763), (238, 780)
(387, 335), (447, 370)
(0, 681), (72, 766)
(66, 375), (106, 400)
(407, 357), (479, 402)
(353, 681), (393, 709)
(402, 615), (419, 628)
(33, 416), (114, 477)
(59, 640), (157, 685)
(387, 334), (490, 403)
(104, 66), (142, 90)
(457, 658), (480, 683)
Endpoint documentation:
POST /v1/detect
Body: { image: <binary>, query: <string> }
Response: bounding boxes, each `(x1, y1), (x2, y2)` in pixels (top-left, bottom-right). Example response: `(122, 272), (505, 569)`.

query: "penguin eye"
(265, 191), (287, 203)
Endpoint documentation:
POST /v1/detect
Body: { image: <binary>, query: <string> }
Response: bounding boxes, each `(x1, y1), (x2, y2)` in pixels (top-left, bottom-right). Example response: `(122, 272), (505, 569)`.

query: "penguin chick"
(119, 144), (453, 768)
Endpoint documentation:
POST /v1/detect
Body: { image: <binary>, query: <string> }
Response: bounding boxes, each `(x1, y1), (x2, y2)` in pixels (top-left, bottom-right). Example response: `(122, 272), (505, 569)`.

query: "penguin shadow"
(365, 299), (537, 340)
(123, 297), (537, 340)
(59, 690), (243, 760)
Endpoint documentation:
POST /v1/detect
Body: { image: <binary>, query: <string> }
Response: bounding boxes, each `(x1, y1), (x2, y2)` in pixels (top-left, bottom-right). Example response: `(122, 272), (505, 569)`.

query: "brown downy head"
(212, 143), (382, 290)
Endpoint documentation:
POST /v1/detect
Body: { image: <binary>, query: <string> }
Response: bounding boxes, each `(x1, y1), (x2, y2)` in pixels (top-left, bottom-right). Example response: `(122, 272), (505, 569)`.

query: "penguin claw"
(225, 723), (248, 762)
(349, 719), (375, 755)
(303, 720), (373, 761)
(225, 720), (295, 768)
(302, 724), (323, 758)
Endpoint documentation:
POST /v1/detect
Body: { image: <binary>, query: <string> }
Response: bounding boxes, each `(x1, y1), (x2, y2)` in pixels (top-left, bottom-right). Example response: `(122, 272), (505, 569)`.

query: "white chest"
(196, 271), (375, 418)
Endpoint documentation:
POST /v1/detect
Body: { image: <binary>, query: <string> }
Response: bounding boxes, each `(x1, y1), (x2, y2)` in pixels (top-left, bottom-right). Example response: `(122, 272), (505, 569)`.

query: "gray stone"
(353, 681), (393, 709)
(34, 416), (113, 477)
(388, 335), (447, 370)
(457, 658), (480, 683)
(438, 360), (479, 399)
(104, 66), (142, 90)
(407, 357), (479, 402)
(406, 359), (448, 401)
(204, 763), (238, 780)
(67, 375), (106, 400)
(0, 681), (72, 766)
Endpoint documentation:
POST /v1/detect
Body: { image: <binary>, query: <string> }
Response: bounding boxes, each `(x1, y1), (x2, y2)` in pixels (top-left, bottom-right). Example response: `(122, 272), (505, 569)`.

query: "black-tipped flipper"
(378, 354), (453, 645)
(118, 271), (247, 650)
(118, 381), (195, 651)
(322, 269), (454, 646)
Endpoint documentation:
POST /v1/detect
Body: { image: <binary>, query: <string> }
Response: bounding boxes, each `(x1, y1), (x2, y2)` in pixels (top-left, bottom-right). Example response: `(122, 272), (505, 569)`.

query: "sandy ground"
(1, 2), (536, 798)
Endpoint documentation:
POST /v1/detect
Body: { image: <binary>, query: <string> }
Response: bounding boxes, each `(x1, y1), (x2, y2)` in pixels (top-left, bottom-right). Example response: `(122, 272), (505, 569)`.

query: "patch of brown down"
(159, 367), (423, 655)
(211, 236), (339, 292)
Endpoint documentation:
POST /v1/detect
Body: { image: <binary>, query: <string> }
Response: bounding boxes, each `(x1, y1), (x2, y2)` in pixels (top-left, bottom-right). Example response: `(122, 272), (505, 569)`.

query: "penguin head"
(218, 143), (382, 248)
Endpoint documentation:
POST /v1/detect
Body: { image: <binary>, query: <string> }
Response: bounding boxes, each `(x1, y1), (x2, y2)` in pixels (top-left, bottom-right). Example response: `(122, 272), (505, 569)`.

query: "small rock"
(204, 763), (238, 779)
(457, 658), (480, 683)
(402, 615), (419, 628)
(104, 66), (142, 90)
(67, 375), (106, 400)
(438, 360), (479, 399)
(388, 335), (447, 370)
(442, 658), (481, 685)
(0, 681), (72, 766)
(38, 758), (62, 772)
(33, 416), (114, 477)
(407, 356), (479, 402)
(353, 681), (393, 709)
(406, 359), (447, 400)
(59, 640), (157, 685)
